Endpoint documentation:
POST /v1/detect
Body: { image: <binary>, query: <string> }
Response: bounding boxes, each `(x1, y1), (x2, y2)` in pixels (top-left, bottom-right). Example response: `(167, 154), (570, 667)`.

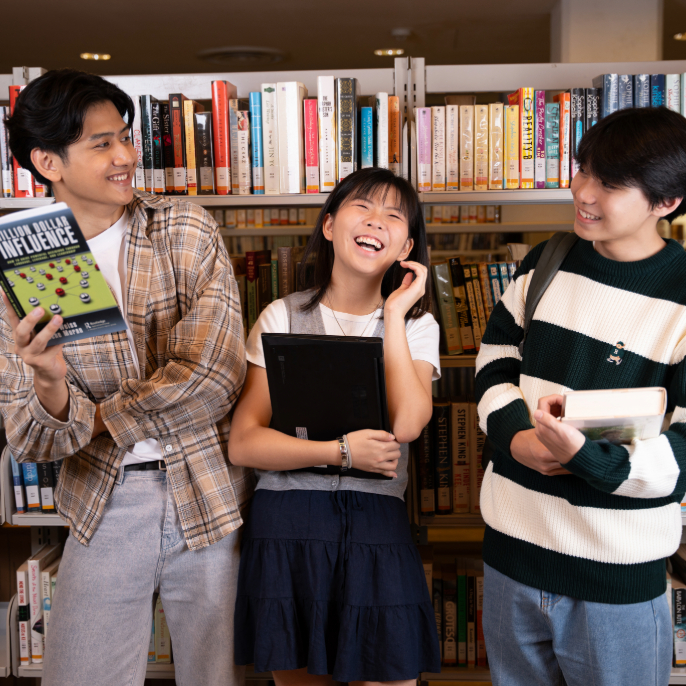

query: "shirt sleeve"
(405, 312), (441, 381)
(245, 300), (289, 368)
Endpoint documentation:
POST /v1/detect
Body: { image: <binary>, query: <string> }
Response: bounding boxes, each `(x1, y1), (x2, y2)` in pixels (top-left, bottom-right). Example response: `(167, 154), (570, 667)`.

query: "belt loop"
(159, 460), (167, 472)
(116, 465), (126, 485)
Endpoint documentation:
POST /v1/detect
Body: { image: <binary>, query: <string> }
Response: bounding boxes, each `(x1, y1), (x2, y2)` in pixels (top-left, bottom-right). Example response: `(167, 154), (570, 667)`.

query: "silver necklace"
(325, 293), (383, 337)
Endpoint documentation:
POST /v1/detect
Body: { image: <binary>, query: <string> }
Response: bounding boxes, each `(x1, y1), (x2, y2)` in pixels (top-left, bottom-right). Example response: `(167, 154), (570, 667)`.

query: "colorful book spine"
(459, 106), (474, 191)
(504, 105), (519, 189)
(211, 80), (232, 195)
(682, 74), (686, 115)
(195, 112), (214, 195)
(554, 93), (571, 188)
(634, 74), (651, 107)
(475, 263), (493, 322)
(432, 263), (463, 356)
(17, 565), (30, 665)
(667, 74), (681, 112)
(229, 99), (241, 195)
(261, 83), (279, 195)
(236, 110), (252, 195)
(471, 404), (486, 514)
(10, 454), (25, 513)
(148, 619), (156, 663)
(360, 107), (374, 168)
(651, 74), (666, 107)
(618, 75), (633, 110)
(317, 76), (336, 192)
(335, 78), (356, 182)
(457, 560), (467, 666)
(463, 265), (484, 349)
(183, 100), (200, 195)
(592, 74), (618, 118)
(416, 424), (435, 515)
(545, 103), (560, 189)
(519, 88), (534, 188)
(249, 92), (264, 194)
(488, 263), (503, 304)
(388, 95), (401, 174)
(570, 89), (585, 179)
(277, 82), (307, 193)
(21, 463), (40, 512)
(451, 401), (470, 514)
(474, 105), (488, 191)
(585, 89), (600, 131)
(0, 108), (12, 198)
(432, 399), (452, 514)
(140, 95), (155, 192)
(160, 103), (174, 193)
(498, 262), (510, 292)
(154, 598), (171, 663)
(533, 91), (546, 189)
(169, 93), (187, 194)
(37, 463), (55, 513)
(416, 107), (432, 192)
(431, 106), (446, 191)
(448, 258), (476, 353)
(131, 95), (146, 191)
(488, 103), (504, 190)
(28, 558), (43, 662)
(304, 99), (319, 193)
(442, 563), (457, 666)
(375, 92), (389, 170)
(676, 588), (686, 666)
(8, 86), (34, 198)
(446, 105), (459, 191)
(151, 101), (165, 194)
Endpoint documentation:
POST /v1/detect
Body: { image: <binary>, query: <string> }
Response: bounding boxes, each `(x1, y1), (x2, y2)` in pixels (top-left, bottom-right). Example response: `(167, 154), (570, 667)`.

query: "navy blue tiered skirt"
(234, 488), (441, 682)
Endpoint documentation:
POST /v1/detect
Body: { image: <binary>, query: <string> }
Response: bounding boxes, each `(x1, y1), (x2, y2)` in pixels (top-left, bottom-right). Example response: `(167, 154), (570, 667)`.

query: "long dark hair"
(299, 167), (430, 320)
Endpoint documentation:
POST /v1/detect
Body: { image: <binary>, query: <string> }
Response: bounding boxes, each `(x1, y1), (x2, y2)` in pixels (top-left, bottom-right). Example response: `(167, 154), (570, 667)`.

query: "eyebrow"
(87, 124), (131, 142)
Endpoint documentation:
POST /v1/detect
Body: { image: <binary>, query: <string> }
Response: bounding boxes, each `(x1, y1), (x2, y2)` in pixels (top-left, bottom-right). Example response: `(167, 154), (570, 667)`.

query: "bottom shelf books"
(149, 597), (172, 664)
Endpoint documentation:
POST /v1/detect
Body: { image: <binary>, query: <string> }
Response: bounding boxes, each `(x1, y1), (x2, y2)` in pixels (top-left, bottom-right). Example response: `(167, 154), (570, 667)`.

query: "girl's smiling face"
(322, 187), (414, 278)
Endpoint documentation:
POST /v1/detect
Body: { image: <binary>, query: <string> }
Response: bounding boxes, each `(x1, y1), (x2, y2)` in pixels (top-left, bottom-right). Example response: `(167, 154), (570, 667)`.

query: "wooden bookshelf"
(440, 355), (478, 368)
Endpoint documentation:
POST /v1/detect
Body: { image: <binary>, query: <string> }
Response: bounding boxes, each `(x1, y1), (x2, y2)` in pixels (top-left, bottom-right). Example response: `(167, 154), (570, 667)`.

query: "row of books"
(415, 399), (485, 516)
(213, 207), (310, 229)
(432, 257), (514, 356)
(224, 234), (308, 261)
(427, 233), (504, 254)
(425, 205), (502, 225)
(420, 551), (487, 667)
(593, 73), (686, 117)
(11, 453), (61, 515)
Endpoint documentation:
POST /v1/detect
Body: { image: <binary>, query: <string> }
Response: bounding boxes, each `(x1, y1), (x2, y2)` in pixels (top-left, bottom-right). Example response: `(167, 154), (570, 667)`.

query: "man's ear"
(654, 197), (683, 218)
(30, 148), (63, 185)
(397, 237), (414, 262)
(322, 213), (334, 242)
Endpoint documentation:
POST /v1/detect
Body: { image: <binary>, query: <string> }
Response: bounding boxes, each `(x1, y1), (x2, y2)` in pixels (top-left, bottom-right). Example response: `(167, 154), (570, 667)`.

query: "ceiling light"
(197, 47), (285, 65)
(80, 53), (111, 61)
(675, 33), (686, 40)
(374, 49), (405, 56)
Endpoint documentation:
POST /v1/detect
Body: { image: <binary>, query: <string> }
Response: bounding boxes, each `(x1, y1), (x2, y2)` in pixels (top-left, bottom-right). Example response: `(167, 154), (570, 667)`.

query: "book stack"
(148, 597), (173, 664)
(425, 205), (502, 225)
(11, 454), (63, 516)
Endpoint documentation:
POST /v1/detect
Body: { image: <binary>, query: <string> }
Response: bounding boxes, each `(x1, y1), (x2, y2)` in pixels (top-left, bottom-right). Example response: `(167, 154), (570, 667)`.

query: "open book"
(560, 387), (667, 444)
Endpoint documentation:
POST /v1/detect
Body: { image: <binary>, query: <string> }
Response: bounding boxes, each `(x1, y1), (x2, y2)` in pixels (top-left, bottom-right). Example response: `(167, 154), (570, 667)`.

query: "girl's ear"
(322, 213), (334, 242)
(396, 237), (414, 262)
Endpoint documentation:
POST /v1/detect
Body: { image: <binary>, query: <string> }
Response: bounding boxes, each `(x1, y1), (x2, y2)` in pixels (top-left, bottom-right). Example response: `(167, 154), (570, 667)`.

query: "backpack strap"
(518, 231), (579, 357)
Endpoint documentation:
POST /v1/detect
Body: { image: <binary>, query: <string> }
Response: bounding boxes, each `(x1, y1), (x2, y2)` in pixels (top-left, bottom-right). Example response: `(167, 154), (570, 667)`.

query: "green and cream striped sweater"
(475, 237), (686, 604)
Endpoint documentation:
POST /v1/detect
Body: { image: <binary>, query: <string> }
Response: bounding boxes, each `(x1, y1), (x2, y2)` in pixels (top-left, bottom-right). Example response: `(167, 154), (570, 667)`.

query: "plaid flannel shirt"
(0, 191), (254, 550)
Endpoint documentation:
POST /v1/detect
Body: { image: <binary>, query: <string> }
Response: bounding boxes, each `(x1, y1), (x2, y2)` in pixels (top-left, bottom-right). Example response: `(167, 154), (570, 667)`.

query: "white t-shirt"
(246, 299), (442, 380)
(87, 209), (163, 466)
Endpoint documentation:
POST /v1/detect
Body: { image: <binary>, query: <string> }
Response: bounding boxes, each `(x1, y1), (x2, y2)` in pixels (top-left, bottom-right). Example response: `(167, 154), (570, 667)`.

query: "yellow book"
(474, 105), (489, 191)
(504, 105), (519, 190)
(183, 100), (203, 196)
(488, 103), (504, 190)
(459, 106), (474, 191)
(519, 88), (535, 189)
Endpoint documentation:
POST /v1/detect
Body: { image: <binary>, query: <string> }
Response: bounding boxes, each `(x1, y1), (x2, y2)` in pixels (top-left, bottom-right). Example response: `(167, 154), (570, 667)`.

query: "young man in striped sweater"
(476, 106), (686, 686)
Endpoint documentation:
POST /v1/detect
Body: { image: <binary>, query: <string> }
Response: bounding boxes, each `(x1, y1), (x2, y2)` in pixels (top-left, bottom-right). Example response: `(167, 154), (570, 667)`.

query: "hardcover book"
(650, 74), (666, 107)
(151, 101), (165, 194)
(249, 92), (265, 194)
(432, 262), (463, 356)
(335, 78), (357, 183)
(375, 92), (389, 170)
(194, 112), (214, 195)
(534, 91), (546, 189)
(360, 107), (374, 168)
(160, 103), (174, 193)
(304, 99), (319, 193)
(236, 109), (252, 195)
(211, 80), (237, 195)
(570, 88), (585, 179)
(585, 88), (600, 131)
(474, 105), (489, 191)
(416, 423), (435, 514)
(442, 563), (457, 665)
(459, 106), (474, 191)
(0, 107), (12, 198)
(504, 105), (519, 189)
(488, 104), (504, 190)
(553, 92), (571, 188)
(169, 93), (188, 194)
(0, 204), (127, 345)
(666, 74), (681, 113)
(388, 95), (401, 174)
(634, 74), (651, 108)
(183, 99), (204, 196)
(518, 88), (535, 188)
(451, 400), (470, 514)
(618, 75), (633, 110)
(432, 398), (452, 513)
(446, 105), (459, 191)
(448, 257), (476, 353)
(416, 108), (432, 192)
(545, 103), (560, 188)
(278, 81), (308, 192)
(140, 95), (156, 192)
(10, 454), (25, 513)
(317, 76), (336, 191)
(592, 74), (618, 118)
(431, 106), (446, 191)
(261, 83), (280, 195)
(21, 463), (40, 512)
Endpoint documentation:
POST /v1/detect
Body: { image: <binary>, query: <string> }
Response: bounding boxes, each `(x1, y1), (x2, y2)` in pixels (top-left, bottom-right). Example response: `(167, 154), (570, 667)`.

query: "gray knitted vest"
(254, 289), (409, 501)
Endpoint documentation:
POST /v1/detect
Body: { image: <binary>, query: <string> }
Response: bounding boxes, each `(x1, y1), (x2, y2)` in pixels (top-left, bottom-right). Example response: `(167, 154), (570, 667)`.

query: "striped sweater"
(475, 237), (686, 604)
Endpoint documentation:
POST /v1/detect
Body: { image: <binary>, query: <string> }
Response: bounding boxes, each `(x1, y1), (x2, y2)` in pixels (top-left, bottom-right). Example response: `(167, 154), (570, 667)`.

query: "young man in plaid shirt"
(2, 70), (253, 686)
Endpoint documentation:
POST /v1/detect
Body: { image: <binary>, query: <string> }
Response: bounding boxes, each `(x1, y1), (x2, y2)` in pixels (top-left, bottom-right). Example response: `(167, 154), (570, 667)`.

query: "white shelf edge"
(185, 194), (331, 207)
(0, 198), (55, 209)
(220, 226), (313, 237)
(11, 513), (67, 526)
(420, 190), (574, 205)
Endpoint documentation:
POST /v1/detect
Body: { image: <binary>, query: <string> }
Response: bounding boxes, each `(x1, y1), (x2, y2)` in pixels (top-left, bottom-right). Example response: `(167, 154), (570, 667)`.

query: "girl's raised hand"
(384, 261), (427, 319)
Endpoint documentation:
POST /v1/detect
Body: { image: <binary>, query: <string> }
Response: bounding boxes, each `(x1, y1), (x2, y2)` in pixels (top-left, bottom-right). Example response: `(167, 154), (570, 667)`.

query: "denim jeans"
(43, 468), (245, 686)
(483, 563), (672, 686)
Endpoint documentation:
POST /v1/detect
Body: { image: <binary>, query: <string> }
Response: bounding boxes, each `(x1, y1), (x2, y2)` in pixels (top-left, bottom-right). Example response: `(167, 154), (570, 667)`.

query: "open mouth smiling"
(355, 235), (385, 252)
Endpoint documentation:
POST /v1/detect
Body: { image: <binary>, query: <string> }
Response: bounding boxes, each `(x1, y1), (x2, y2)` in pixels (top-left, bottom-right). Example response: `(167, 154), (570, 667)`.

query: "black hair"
(576, 106), (686, 222)
(6, 69), (135, 186)
(299, 167), (430, 320)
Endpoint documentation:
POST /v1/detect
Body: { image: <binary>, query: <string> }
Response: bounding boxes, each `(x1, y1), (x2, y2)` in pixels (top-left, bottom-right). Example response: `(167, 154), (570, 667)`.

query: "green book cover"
(457, 558), (467, 666)
(271, 258), (279, 301)
(545, 103), (560, 189)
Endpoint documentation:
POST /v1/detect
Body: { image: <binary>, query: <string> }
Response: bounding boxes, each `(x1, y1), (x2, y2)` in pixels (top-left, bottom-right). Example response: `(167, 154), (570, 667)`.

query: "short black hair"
(6, 69), (135, 186)
(299, 167), (431, 320)
(576, 106), (686, 222)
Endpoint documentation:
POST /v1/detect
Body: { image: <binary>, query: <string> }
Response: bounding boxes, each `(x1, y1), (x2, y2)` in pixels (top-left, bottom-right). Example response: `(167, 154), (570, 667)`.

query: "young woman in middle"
(229, 167), (442, 686)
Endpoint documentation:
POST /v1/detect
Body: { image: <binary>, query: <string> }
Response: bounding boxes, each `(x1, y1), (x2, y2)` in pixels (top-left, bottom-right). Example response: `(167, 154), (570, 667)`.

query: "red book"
(212, 81), (231, 195)
(9, 86), (35, 198)
(304, 99), (319, 194)
(169, 93), (188, 194)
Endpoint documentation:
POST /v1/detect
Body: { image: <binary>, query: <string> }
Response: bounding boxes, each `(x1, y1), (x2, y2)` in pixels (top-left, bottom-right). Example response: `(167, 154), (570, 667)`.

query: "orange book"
(553, 92), (571, 188)
(388, 96), (401, 175)
(9, 86), (35, 198)
(211, 81), (232, 195)
(183, 99), (204, 196)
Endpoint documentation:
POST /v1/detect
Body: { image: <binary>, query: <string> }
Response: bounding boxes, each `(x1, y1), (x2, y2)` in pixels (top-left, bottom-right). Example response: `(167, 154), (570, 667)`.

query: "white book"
(667, 74), (681, 113)
(560, 386), (667, 443)
(236, 110), (251, 195)
(17, 562), (30, 665)
(410, 120), (417, 191)
(261, 84), (280, 195)
(446, 105), (459, 191)
(229, 99), (241, 195)
(431, 106), (446, 191)
(277, 82), (308, 194)
(681, 74), (686, 116)
(401, 120), (409, 181)
(40, 558), (60, 643)
(131, 98), (145, 191)
(154, 597), (171, 663)
(375, 92), (389, 169)
(28, 544), (60, 663)
(317, 76), (336, 192)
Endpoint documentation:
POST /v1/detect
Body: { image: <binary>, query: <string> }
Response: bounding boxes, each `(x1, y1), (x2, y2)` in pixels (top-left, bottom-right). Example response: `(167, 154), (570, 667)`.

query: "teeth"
(355, 236), (383, 251)
(109, 174), (128, 181)
(579, 208), (600, 220)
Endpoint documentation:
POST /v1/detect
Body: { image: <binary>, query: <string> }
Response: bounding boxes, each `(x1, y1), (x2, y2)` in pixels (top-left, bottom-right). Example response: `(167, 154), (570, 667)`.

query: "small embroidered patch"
(607, 341), (626, 365)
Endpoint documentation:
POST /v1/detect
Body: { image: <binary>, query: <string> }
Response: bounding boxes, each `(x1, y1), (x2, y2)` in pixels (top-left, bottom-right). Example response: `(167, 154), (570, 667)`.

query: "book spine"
(432, 263), (463, 356)
(534, 91), (546, 189)
(463, 267), (483, 349)
(335, 78), (356, 182)
(504, 105), (519, 189)
(388, 95), (401, 174)
(416, 423), (435, 515)
(651, 74), (666, 107)
(304, 99), (319, 192)
(277, 247), (292, 297)
(130, 95), (146, 191)
(616, 74), (632, 110)
(271, 259), (279, 302)
(140, 96), (154, 192)
(229, 99), (240, 195)
(183, 100), (198, 195)
(459, 106), (474, 191)
(22, 463), (40, 512)
(416, 108), (432, 192)
(488, 103), (504, 190)
(457, 564), (467, 666)
(154, 598), (171, 663)
(360, 107), (374, 168)
(37, 463), (55, 512)
(10, 454), (25, 513)
(249, 92), (265, 194)
(246, 252), (258, 330)
(476, 571), (486, 667)
(41, 569), (52, 641)
(477, 263), (494, 320)
(28, 559), (43, 662)
(148, 619), (156, 663)
(519, 88), (534, 188)
(431, 106), (446, 191)
(448, 258), (475, 353)
(675, 588), (686, 665)
(682, 74), (686, 115)
(667, 74), (681, 112)
(0, 108), (13, 197)
(8, 87), (34, 198)
(195, 112), (214, 194)
(499, 262), (510, 292)
(634, 74), (651, 108)
(467, 570), (476, 667)
(433, 569), (443, 662)
(151, 101), (165, 193)
(160, 103), (174, 193)
(258, 263), (271, 313)
(545, 103), (560, 188)
(488, 263), (502, 304)
(470, 403), (485, 514)
(170, 94), (187, 194)
(375, 92), (389, 169)
(237, 110), (252, 195)
(432, 400), (452, 514)
(443, 564), (457, 666)
(474, 105), (489, 191)
(451, 402), (470, 514)
(278, 82), (307, 193)
(51, 459), (62, 487)
(556, 94), (571, 188)
(570, 89), (585, 179)
(261, 84), (280, 195)
(594, 74), (618, 118)
(446, 105), (459, 191)
(317, 76), (336, 192)
(17, 569), (29, 665)
(212, 81), (231, 195)
(585, 89), (600, 131)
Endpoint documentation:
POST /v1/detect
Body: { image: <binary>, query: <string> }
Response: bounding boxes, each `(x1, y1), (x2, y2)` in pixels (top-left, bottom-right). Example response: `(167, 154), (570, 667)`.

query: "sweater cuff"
(565, 438), (609, 481)
(486, 399), (535, 458)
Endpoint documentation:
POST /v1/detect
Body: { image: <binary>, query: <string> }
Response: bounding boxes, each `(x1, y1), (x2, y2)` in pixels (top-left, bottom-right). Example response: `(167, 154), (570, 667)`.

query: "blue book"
(618, 75), (633, 109)
(360, 107), (374, 169)
(249, 92), (264, 194)
(10, 454), (26, 514)
(592, 74), (618, 119)
(634, 74), (651, 107)
(488, 263), (503, 305)
(651, 74), (666, 107)
(21, 463), (41, 512)
(545, 103), (560, 189)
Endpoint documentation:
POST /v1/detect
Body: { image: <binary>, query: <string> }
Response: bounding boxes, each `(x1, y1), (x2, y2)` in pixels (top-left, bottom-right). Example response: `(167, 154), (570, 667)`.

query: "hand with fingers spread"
(384, 260), (427, 319)
(346, 429), (401, 478)
(533, 393), (586, 466)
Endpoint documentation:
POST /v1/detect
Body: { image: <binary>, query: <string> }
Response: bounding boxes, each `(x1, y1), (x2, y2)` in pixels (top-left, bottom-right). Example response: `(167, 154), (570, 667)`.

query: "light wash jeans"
(483, 563), (672, 686)
(43, 468), (245, 686)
